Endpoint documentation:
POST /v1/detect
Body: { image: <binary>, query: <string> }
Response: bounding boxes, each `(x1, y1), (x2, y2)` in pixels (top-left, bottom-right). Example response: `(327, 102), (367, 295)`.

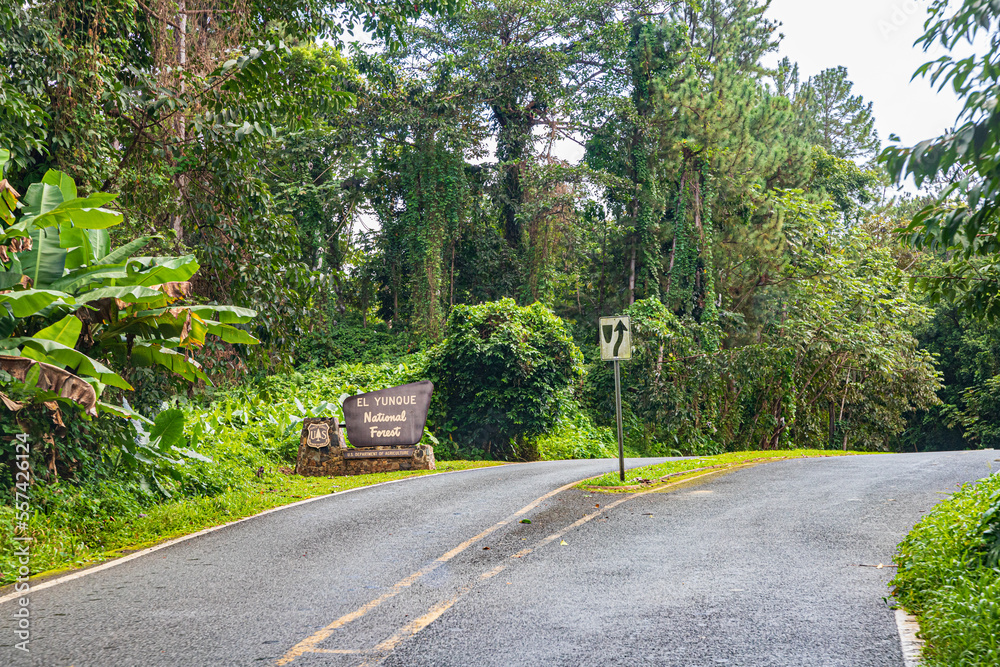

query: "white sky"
(765, 0), (963, 150)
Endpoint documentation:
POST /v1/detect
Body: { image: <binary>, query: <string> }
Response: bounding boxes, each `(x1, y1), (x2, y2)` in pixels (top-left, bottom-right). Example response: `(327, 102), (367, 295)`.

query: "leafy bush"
(892, 473), (1000, 666)
(533, 393), (618, 460)
(426, 299), (584, 460)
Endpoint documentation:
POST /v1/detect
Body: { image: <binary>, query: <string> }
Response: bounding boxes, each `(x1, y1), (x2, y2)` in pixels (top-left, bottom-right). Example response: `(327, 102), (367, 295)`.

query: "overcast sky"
(766, 0), (963, 149)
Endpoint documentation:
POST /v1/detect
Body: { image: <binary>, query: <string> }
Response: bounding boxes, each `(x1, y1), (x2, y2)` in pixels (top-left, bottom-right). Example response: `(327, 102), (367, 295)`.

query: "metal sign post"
(613, 358), (624, 481)
(600, 316), (631, 482)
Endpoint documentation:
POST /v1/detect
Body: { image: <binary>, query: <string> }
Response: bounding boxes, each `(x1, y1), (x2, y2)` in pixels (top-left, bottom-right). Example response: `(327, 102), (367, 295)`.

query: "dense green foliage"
(427, 299), (584, 460)
(892, 473), (1000, 666)
(882, 0), (1000, 321)
(582, 193), (939, 455)
(0, 158), (260, 487)
(2, 0), (967, 472)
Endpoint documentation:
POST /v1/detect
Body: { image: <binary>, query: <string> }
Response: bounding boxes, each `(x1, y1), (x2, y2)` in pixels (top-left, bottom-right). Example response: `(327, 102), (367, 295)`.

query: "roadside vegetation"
(582, 449), (861, 491)
(892, 471), (1000, 666)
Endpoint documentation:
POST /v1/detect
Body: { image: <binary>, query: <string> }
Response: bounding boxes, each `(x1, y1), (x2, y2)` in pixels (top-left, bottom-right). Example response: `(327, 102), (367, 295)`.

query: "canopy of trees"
(1, 0), (986, 459)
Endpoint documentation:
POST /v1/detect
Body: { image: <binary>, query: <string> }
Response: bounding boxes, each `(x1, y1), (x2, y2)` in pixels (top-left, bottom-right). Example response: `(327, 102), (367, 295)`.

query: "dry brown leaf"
(0, 179), (20, 199)
(155, 282), (192, 300)
(0, 357), (98, 416)
(0, 392), (24, 411)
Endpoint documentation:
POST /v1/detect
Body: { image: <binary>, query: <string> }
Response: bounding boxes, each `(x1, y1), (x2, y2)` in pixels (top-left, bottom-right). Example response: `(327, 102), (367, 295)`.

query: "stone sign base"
(295, 418), (435, 477)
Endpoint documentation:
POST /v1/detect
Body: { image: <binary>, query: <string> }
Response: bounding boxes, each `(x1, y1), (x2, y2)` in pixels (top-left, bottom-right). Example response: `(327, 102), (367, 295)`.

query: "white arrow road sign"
(600, 316), (631, 361)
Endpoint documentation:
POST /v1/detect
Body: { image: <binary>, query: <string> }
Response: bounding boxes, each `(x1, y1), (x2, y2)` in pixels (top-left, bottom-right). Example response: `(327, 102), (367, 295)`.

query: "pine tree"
(799, 66), (879, 160)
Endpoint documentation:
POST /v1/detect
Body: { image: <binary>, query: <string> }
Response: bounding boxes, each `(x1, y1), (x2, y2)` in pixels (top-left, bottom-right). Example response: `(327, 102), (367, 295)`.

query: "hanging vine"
(390, 136), (468, 339)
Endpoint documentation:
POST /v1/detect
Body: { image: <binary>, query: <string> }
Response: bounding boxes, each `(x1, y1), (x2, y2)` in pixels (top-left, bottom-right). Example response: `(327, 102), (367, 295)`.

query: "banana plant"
(0, 149), (258, 415)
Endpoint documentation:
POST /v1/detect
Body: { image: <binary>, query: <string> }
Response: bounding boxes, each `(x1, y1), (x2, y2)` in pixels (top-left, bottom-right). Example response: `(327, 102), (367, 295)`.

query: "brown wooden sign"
(343, 448), (416, 459)
(342, 381), (433, 448)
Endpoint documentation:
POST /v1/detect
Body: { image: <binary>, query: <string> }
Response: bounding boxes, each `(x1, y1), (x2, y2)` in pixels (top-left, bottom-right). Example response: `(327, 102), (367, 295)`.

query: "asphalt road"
(2, 450), (998, 666)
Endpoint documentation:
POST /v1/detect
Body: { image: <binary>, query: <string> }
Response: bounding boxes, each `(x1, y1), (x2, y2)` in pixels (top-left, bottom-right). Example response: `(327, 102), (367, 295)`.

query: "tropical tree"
(0, 150), (256, 416)
(881, 0), (1000, 320)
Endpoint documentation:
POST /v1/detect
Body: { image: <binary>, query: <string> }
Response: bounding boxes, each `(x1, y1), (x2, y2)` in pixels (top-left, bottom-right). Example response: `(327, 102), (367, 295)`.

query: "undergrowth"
(892, 471), (1000, 666)
(582, 449), (860, 489)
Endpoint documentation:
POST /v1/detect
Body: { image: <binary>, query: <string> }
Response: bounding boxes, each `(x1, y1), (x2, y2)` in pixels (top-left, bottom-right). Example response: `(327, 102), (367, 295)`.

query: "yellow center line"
(304, 649), (368, 655)
(276, 478), (582, 665)
(374, 592), (465, 653)
(278, 468), (726, 666)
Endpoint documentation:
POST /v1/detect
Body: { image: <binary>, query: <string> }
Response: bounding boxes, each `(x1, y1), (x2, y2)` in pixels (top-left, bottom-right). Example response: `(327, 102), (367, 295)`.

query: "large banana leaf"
(3, 337), (132, 390)
(204, 321), (259, 344)
(61, 225), (110, 268)
(126, 255), (200, 286)
(96, 235), (155, 266)
(81, 285), (171, 307)
(130, 342), (209, 383)
(48, 263), (127, 293)
(0, 268), (23, 291)
(59, 206), (123, 229)
(0, 355), (98, 416)
(97, 309), (188, 342)
(42, 170), (77, 201)
(0, 289), (73, 317)
(1, 149), (17, 227)
(54, 192), (117, 210)
(21, 182), (63, 217)
(186, 305), (257, 324)
(33, 315), (82, 347)
(20, 172), (121, 230)
(20, 227), (67, 287)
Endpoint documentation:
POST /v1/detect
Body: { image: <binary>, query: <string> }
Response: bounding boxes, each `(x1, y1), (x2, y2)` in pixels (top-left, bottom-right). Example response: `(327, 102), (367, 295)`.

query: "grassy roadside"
(580, 449), (864, 491)
(891, 470), (1000, 667)
(0, 461), (501, 587)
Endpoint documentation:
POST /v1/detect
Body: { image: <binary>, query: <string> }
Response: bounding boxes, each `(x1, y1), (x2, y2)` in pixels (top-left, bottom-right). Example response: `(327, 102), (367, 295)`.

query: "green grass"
(892, 471), (1000, 666)
(0, 460), (501, 587)
(580, 449), (862, 489)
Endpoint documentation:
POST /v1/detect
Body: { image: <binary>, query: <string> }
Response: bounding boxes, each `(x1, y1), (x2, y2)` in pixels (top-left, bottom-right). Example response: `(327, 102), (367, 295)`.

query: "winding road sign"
(599, 316), (631, 361)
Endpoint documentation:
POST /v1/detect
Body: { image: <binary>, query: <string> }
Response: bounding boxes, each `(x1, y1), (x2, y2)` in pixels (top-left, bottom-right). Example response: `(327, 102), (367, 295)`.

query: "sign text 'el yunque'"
(342, 381), (433, 448)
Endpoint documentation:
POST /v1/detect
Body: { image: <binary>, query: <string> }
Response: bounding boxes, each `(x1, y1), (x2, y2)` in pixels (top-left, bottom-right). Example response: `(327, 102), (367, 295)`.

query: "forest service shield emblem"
(306, 422), (331, 449)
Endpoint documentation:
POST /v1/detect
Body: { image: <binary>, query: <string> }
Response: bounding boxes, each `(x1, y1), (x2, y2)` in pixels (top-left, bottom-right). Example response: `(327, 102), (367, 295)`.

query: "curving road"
(2, 451), (998, 666)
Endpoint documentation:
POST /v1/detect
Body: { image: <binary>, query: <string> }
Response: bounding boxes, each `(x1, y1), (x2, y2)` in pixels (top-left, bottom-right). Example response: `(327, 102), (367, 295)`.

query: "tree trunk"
(172, 0), (187, 243)
(449, 240), (456, 311)
(597, 216), (608, 320)
(628, 242), (636, 306)
(665, 236), (677, 295)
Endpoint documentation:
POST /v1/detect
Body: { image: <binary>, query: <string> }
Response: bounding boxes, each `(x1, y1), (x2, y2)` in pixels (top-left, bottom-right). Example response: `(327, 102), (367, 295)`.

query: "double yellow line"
(277, 468), (725, 665)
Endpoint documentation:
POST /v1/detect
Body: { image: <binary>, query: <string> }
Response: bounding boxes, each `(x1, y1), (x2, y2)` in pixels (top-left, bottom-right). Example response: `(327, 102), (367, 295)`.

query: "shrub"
(892, 473), (1000, 666)
(426, 299), (583, 460)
